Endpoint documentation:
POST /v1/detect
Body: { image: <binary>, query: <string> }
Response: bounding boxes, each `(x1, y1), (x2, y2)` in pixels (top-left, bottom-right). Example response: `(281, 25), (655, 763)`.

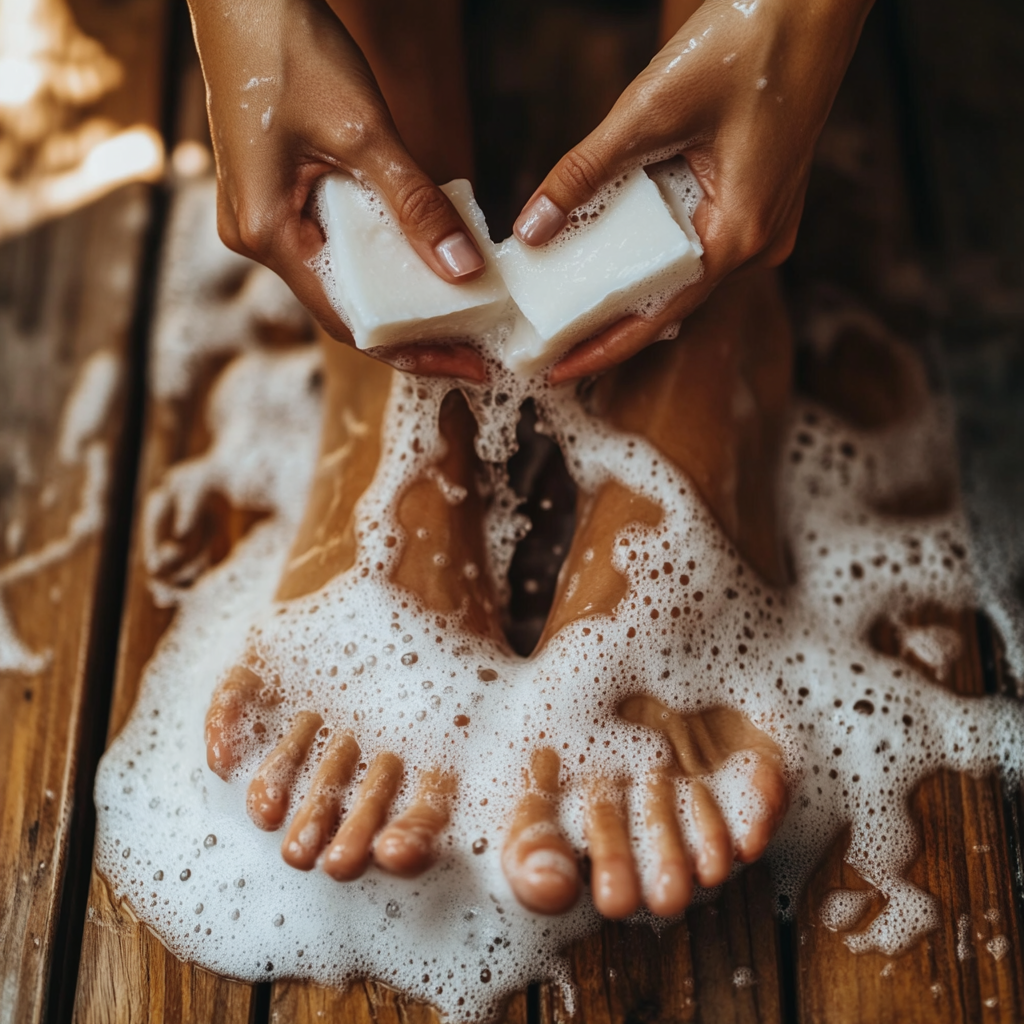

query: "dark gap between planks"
(43, 0), (193, 1018)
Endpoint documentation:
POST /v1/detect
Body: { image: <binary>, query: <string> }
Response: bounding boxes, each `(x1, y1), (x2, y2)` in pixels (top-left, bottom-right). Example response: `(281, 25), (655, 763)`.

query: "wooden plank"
(538, 864), (783, 1024)
(0, 187), (143, 1024)
(71, 269), (261, 1024)
(794, 610), (1024, 1023)
(0, 0), (172, 1013)
(786, 2), (1024, 1017)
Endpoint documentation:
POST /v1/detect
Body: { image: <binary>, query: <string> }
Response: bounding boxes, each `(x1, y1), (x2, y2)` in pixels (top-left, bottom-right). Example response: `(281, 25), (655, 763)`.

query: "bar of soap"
(496, 168), (703, 374)
(319, 176), (509, 350)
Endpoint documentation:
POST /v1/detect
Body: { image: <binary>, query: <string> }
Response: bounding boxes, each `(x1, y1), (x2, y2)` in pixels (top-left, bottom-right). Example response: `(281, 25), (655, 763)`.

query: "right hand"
(188, 0), (488, 379)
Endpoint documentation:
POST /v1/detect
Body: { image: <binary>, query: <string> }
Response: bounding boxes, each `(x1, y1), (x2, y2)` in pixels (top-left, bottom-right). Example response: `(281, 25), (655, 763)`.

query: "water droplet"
(179, 869), (191, 881)
(122, 847), (131, 859)
(153, 870), (164, 881)
(472, 838), (488, 855)
(366, 655), (377, 667)
(402, 634), (413, 643)
(422, 680), (434, 689)
(195, 903), (204, 915)
(344, 642), (357, 656)
(383, 643), (395, 655)
(401, 652), (418, 666)
(273, 914), (284, 927)
(480, 969), (492, 983)
(230, 909), (240, 920)
(235, 877), (245, 888)
(430, 695), (441, 709)
(204, 834), (217, 848)
(386, 900), (401, 919)
(415, 710), (427, 721)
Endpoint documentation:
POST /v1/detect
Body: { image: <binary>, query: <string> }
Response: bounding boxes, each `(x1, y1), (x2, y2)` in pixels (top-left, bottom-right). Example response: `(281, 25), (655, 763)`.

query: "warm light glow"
(0, 0), (164, 240)
(0, 56), (45, 107)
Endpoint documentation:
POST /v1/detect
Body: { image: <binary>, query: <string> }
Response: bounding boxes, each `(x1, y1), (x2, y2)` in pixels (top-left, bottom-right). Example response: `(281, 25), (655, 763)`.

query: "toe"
(585, 785), (642, 919)
(246, 710), (323, 830)
(502, 749), (580, 915)
(644, 773), (693, 917)
(735, 755), (788, 863)
(503, 817), (581, 915)
(691, 780), (733, 887)
(323, 751), (403, 881)
(374, 769), (455, 877)
(205, 665), (264, 778)
(282, 731), (360, 870)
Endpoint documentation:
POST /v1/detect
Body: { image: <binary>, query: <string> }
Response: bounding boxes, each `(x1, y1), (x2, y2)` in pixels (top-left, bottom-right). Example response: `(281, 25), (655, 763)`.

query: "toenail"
(522, 848), (576, 883)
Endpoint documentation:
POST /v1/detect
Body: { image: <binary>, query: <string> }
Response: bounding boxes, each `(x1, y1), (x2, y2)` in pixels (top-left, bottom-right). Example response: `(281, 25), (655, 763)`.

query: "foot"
(500, 269), (794, 919)
(203, 338), (502, 880)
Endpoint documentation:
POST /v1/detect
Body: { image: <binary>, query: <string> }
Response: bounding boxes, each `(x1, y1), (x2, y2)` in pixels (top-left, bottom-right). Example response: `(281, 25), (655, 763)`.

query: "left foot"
(500, 269), (794, 918)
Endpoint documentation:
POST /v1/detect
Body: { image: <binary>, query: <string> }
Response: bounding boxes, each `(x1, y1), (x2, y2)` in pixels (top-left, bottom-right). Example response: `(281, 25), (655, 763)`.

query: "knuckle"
(556, 146), (608, 199)
(394, 180), (450, 235)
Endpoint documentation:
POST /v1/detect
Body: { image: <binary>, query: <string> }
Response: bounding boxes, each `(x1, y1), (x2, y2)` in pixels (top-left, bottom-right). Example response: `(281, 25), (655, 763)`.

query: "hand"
(188, 0), (488, 379)
(512, 0), (874, 384)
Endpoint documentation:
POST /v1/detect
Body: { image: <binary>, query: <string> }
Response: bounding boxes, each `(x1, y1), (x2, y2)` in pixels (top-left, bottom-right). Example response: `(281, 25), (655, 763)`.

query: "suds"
(92, 184), (1024, 1020)
(0, 349), (120, 674)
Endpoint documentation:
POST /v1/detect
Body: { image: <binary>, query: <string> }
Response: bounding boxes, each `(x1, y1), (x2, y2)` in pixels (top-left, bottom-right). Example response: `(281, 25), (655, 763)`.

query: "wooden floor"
(2, 1), (1023, 1023)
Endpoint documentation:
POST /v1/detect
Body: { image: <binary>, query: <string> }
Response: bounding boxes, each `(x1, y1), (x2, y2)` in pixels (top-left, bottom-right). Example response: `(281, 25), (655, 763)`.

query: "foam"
(0, 348), (120, 674)
(92, 181), (1024, 1021)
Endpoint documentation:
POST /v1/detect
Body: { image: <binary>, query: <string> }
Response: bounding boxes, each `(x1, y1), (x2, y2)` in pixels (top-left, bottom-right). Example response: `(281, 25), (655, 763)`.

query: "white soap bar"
(496, 168), (703, 374)
(319, 176), (509, 350)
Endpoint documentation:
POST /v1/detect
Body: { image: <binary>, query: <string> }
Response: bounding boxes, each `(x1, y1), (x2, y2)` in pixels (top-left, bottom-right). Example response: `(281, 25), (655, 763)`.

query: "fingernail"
(514, 194), (566, 246)
(434, 231), (484, 278)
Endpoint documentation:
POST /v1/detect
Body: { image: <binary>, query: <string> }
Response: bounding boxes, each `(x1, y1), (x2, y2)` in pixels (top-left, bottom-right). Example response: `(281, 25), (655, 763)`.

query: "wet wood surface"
(0, 0), (169, 1011)
(2, 0), (1022, 1022)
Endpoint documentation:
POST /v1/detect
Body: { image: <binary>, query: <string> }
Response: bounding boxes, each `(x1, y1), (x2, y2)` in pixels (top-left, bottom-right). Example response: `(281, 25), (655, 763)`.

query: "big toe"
(504, 841), (581, 915)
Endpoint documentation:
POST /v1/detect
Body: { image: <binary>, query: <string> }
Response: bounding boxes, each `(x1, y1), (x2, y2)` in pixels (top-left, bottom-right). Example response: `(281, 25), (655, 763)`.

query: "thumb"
(513, 136), (618, 247)
(361, 138), (486, 284)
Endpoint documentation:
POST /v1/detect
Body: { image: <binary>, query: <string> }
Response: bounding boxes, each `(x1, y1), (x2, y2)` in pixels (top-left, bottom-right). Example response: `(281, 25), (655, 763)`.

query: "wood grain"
(793, 612), (1024, 1024)
(0, 183), (152, 1024)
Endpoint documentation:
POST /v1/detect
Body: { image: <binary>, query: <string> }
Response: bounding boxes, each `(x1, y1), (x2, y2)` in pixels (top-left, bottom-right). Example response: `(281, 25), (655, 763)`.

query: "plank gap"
(44, 181), (172, 1024)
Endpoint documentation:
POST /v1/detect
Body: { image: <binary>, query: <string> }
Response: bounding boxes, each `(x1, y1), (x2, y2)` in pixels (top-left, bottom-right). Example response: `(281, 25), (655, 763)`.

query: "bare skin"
(190, 0), (796, 918)
(518, 0), (876, 383)
(186, 0), (488, 381)
(500, 268), (792, 918)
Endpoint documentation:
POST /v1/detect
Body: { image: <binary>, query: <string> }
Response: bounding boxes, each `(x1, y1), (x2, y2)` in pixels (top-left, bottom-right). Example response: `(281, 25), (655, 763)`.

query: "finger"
(373, 769), (456, 877)
(584, 783), (642, 919)
(205, 664), (268, 778)
(361, 142), (485, 283)
(513, 136), (617, 246)
(734, 754), (789, 864)
(690, 780), (732, 887)
(281, 731), (360, 870)
(323, 751), (403, 881)
(548, 272), (715, 385)
(644, 772), (694, 917)
(502, 748), (581, 915)
(246, 711), (324, 831)
(376, 343), (487, 382)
